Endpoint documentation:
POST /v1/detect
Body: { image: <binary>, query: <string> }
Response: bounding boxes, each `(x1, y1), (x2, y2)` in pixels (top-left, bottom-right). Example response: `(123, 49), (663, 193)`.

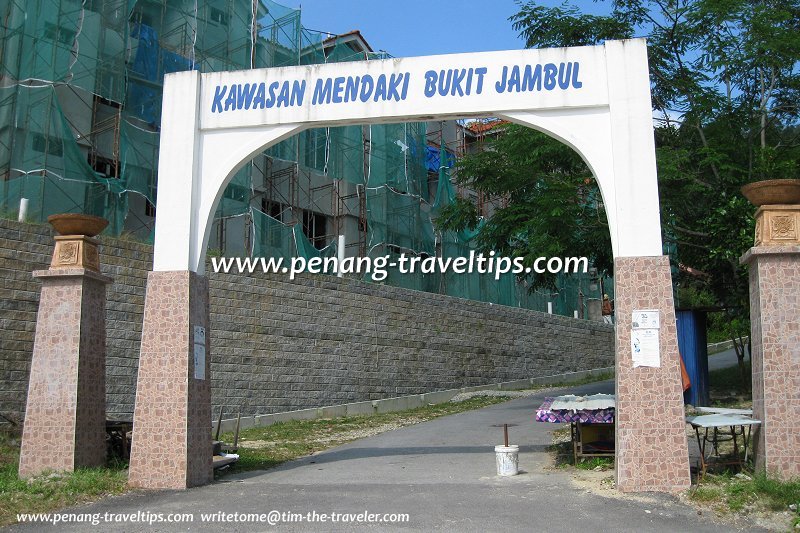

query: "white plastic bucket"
(495, 444), (519, 476)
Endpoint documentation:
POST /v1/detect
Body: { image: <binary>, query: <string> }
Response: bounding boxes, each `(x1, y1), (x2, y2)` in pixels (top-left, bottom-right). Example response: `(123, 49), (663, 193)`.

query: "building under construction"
(0, 0), (609, 315)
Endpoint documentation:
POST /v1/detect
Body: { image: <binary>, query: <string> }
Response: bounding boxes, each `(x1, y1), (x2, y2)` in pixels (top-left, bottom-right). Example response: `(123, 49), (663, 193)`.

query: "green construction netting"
(294, 222), (336, 263)
(366, 186), (436, 256)
(0, 0), (613, 317)
(0, 0), (263, 235)
(370, 247), (441, 293)
(0, 0), (129, 103)
(216, 164), (252, 219)
(119, 121), (157, 197)
(0, 84), (127, 232)
(326, 126), (363, 182)
(252, 208), (295, 259)
(368, 123), (428, 197)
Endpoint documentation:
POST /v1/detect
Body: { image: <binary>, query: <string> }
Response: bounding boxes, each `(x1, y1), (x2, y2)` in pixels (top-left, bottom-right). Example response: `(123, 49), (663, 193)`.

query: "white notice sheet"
(631, 328), (660, 367)
(632, 309), (660, 330)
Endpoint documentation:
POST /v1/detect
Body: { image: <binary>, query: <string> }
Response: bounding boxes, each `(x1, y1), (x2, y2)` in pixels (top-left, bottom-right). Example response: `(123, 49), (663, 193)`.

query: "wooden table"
(570, 421), (615, 464)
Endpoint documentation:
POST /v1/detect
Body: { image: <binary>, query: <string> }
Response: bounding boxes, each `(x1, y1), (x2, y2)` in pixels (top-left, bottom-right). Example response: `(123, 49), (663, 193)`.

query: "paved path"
(707, 347), (747, 372)
(7, 377), (761, 532)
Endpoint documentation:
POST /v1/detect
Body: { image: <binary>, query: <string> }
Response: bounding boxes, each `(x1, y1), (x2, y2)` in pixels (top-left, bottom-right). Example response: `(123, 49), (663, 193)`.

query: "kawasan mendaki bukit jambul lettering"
(209, 61), (584, 113)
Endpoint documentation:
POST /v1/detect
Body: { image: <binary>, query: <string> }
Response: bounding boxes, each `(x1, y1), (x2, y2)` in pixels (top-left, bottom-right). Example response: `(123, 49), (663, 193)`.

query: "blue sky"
(285, 1), (609, 58)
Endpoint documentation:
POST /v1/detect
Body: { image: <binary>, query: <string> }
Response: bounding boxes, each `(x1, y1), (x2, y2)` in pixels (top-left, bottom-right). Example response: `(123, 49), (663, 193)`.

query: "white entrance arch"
(129, 39), (691, 492)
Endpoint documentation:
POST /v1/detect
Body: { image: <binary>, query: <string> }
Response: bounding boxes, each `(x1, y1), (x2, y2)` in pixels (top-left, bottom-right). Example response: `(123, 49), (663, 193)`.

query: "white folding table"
(685, 414), (761, 478)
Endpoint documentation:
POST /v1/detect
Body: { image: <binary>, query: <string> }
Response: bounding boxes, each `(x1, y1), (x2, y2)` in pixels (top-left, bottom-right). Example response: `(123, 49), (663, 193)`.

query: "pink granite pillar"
(19, 265), (111, 478)
(128, 271), (212, 489)
(614, 256), (691, 492)
(741, 245), (800, 480)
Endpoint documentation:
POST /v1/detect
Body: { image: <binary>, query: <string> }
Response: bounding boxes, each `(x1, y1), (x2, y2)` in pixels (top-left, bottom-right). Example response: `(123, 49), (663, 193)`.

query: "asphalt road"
(7, 369), (762, 533)
(707, 347), (747, 372)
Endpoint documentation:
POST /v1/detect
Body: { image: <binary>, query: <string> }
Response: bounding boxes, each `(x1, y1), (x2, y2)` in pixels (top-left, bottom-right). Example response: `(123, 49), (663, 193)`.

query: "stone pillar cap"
(740, 245), (800, 265)
(33, 268), (113, 284)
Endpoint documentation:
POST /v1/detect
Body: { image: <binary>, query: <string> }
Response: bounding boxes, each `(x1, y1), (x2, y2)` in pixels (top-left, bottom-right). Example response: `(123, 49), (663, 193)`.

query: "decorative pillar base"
(614, 256), (691, 493)
(741, 245), (800, 480)
(128, 271), (212, 489)
(753, 205), (800, 247)
(19, 268), (111, 478)
(51, 235), (101, 271)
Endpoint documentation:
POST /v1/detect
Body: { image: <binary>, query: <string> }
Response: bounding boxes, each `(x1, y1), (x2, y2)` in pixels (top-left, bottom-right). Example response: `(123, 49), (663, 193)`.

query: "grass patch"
(574, 456), (613, 470)
(0, 431), (128, 526)
(689, 472), (800, 524)
(217, 395), (513, 476)
(690, 485), (724, 503)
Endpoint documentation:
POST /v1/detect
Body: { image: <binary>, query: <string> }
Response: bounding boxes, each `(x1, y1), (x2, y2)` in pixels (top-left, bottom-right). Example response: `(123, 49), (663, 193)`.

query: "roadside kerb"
(215, 366), (615, 433)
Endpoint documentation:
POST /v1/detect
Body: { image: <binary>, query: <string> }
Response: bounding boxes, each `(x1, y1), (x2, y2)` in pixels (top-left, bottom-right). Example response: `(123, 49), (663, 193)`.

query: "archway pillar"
(614, 256), (690, 492)
(603, 39), (690, 492)
(129, 73), (213, 489)
(128, 271), (212, 489)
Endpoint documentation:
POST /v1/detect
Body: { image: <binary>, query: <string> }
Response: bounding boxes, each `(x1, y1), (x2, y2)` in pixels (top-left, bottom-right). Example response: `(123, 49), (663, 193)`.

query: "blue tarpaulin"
(127, 23), (196, 125)
(425, 145), (456, 173)
(677, 309), (710, 406)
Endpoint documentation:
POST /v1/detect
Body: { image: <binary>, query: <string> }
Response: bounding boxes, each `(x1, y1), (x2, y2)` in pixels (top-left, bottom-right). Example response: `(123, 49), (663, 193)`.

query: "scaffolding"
(0, 0), (271, 237)
(0, 0), (608, 317)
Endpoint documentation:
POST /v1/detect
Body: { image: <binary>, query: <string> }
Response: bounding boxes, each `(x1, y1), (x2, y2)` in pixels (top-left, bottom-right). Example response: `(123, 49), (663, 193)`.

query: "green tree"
(441, 0), (800, 323)
(436, 125), (612, 289)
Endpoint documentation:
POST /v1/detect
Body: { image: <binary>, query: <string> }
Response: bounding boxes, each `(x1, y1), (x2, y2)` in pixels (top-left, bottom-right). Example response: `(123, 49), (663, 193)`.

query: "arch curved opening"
(195, 113), (617, 278)
(498, 110), (618, 257)
(196, 124), (307, 270)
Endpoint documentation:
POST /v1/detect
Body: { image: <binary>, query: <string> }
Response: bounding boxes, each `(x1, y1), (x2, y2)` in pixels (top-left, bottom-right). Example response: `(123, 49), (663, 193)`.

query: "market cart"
(536, 394), (616, 464)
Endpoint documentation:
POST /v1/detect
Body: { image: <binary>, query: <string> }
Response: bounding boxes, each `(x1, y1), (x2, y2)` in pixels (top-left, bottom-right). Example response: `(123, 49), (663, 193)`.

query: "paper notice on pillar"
(631, 328), (660, 367)
(632, 309), (660, 329)
(193, 343), (206, 380)
(193, 326), (206, 345)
